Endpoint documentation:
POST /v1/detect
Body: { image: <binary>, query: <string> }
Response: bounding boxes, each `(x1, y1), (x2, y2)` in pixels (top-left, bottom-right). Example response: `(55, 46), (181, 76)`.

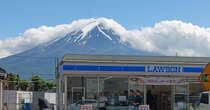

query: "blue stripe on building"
(76, 65), (99, 71)
(100, 66), (122, 71)
(124, 66), (145, 72)
(182, 67), (204, 73)
(63, 65), (76, 70)
(63, 65), (204, 73)
(63, 65), (145, 72)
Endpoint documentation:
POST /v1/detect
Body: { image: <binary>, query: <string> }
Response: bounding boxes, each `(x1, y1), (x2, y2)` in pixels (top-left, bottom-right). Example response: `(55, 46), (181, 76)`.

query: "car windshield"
(200, 93), (209, 104)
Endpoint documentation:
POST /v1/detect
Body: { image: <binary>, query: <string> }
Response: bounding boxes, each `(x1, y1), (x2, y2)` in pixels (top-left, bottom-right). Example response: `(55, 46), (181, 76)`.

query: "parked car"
(199, 91), (210, 110)
(38, 98), (54, 110)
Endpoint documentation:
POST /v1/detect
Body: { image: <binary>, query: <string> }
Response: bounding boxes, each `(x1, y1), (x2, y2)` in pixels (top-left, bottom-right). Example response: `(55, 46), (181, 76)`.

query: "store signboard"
(147, 65), (181, 72)
(81, 105), (92, 110)
(138, 77), (185, 85)
(139, 105), (150, 110)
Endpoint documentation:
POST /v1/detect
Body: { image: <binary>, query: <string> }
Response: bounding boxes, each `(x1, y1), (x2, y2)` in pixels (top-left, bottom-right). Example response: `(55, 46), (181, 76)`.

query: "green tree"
(31, 75), (41, 91)
(30, 75), (56, 91)
(31, 75), (48, 91)
(46, 81), (56, 90)
(19, 80), (30, 90)
(6, 73), (20, 90)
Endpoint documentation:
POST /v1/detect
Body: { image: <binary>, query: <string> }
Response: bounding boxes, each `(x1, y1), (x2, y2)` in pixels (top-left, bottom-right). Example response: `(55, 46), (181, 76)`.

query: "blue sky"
(1, 0), (210, 58)
(1, 0), (210, 39)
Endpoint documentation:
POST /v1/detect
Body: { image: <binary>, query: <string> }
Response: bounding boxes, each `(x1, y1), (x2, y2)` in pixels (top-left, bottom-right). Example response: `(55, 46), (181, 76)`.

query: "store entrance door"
(147, 85), (172, 110)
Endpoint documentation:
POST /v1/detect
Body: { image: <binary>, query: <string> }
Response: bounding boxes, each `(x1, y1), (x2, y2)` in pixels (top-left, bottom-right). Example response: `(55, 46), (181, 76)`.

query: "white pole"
(64, 77), (67, 110)
(55, 57), (59, 110)
(56, 78), (59, 110)
(0, 80), (2, 110)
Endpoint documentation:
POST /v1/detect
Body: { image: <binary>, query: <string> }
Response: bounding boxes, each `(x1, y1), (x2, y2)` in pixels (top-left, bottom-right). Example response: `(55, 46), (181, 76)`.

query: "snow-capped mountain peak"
(71, 17), (125, 32)
(64, 17), (126, 42)
(0, 17), (156, 79)
(45, 18), (126, 46)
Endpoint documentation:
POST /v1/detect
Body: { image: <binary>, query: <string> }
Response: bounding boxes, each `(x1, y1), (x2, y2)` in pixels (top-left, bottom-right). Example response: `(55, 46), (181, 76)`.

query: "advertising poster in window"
(139, 105), (150, 110)
(138, 77), (185, 85)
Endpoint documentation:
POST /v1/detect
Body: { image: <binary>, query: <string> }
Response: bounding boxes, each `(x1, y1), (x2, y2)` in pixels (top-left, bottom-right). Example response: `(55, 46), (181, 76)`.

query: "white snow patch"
(97, 25), (112, 40)
(80, 22), (99, 40)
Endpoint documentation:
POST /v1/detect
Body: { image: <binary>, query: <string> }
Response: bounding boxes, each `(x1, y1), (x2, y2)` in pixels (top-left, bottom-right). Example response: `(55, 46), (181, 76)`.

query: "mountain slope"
(0, 18), (160, 79)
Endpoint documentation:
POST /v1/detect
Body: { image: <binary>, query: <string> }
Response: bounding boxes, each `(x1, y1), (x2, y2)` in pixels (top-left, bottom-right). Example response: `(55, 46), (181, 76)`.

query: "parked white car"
(199, 91), (210, 110)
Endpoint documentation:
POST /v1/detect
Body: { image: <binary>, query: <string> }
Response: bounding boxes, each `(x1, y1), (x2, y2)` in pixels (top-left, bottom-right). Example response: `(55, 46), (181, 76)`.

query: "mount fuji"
(0, 18), (159, 79)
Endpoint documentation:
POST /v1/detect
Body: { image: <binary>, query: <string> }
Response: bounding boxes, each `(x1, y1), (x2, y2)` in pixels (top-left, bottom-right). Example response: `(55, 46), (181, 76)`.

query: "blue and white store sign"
(63, 64), (204, 73)
(147, 65), (181, 72)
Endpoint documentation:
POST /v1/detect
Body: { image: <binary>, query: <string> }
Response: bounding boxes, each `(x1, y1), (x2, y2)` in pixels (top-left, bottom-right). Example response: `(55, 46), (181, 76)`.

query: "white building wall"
(2, 90), (56, 110)
(45, 93), (56, 104)
(16, 91), (33, 110)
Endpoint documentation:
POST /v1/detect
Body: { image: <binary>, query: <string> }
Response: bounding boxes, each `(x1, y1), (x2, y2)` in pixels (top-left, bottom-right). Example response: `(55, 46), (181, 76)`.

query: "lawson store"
(56, 54), (208, 110)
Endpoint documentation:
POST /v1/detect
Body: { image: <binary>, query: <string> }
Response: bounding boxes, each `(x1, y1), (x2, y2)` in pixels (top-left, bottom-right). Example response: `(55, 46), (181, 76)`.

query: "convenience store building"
(57, 54), (208, 110)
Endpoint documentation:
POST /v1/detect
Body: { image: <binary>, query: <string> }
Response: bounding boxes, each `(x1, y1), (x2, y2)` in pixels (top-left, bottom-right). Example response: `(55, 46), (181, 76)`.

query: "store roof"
(60, 54), (210, 65)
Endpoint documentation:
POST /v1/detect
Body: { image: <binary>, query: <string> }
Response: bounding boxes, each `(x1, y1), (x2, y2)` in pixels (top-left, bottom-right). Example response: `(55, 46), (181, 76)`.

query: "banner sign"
(138, 77), (185, 85)
(139, 105), (150, 110)
(81, 105), (92, 110)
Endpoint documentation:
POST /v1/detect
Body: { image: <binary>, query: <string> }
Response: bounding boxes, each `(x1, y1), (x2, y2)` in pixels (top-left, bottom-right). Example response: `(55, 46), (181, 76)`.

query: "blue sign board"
(63, 65), (204, 73)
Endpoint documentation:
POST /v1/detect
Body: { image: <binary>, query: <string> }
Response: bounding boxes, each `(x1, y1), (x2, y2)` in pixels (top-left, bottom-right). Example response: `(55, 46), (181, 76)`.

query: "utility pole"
(55, 57), (59, 110)
(0, 80), (2, 110)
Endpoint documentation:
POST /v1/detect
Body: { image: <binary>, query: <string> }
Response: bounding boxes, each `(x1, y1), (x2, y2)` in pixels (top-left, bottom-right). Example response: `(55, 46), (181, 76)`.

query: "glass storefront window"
(129, 77), (145, 109)
(129, 77), (144, 94)
(86, 78), (98, 99)
(174, 82), (188, 110)
(189, 83), (205, 110)
(98, 76), (145, 110)
(174, 81), (204, 110)
(64, 76), (202, 110)
(66, 76), (131, 110)
(101, 77), (129, 110)
(67, 76), (98, 110)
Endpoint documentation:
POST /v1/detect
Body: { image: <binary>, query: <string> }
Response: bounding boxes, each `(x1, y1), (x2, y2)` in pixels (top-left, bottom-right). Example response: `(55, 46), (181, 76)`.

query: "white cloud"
(122, 20), (210, 56)
(0, 24), (75, 58)
(0, 18), (210, 58)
